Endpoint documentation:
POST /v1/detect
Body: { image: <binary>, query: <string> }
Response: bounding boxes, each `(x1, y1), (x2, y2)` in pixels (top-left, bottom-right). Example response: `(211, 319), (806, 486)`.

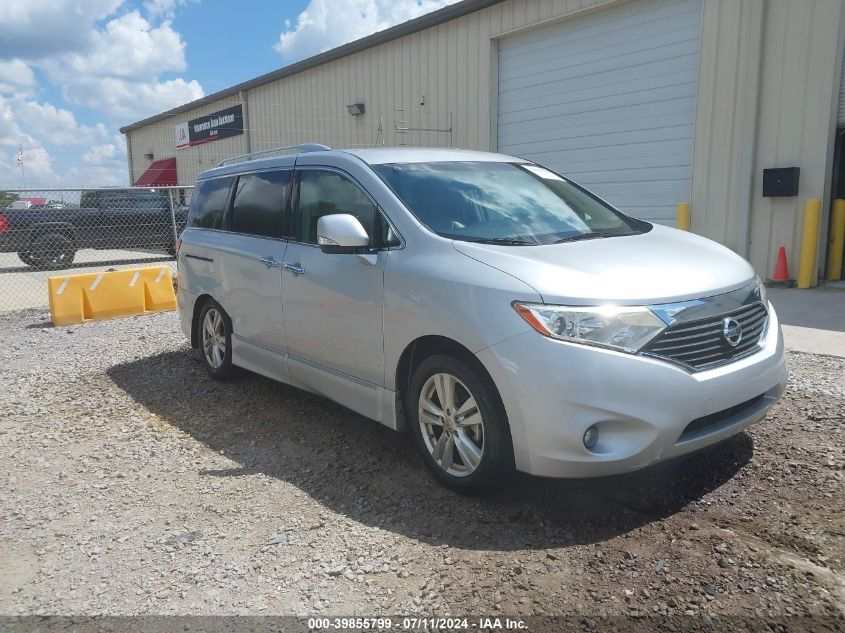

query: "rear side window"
(188, 177), (233, 229)
(230, 170), (291, 238)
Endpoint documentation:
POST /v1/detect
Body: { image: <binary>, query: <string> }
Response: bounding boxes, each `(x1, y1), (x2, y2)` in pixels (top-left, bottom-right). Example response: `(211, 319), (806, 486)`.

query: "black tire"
(408, 354), (513, 494)
(27, 233), (76, 269)
(197, 299), (238, 380)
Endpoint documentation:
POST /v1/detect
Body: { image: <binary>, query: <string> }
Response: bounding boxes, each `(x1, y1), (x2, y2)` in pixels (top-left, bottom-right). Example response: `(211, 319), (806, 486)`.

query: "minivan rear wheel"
(408, 355), (512, 493)
(198, 299), (237, 379)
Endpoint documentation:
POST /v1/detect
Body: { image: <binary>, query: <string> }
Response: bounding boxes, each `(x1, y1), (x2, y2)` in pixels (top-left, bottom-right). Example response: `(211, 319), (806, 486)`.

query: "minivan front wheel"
(198, 299), (237, 379)
(409, 355), (512, 493)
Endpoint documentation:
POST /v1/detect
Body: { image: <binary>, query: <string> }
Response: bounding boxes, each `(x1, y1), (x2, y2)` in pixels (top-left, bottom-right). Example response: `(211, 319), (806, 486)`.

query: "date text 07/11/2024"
(307, 616), (528, 630)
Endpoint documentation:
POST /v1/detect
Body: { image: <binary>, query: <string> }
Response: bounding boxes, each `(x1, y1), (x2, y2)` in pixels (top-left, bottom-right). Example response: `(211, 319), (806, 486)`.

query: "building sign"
(175, 104), (244, 149)
(175, 121), (190, 149)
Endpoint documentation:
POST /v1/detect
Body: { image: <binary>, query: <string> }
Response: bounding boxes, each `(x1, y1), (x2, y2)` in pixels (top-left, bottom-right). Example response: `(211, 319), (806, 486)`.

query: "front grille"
(641, 302), (768, 371)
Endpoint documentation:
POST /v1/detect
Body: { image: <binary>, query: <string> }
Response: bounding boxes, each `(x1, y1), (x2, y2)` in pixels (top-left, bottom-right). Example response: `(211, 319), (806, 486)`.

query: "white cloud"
(0, 59), (36, 95)
(0, 0), (122, 60)
(11, 99), (110, 146)
(38, 9), (205, 121)
(45, 11), (188, 81)
(144, 0), (198, 19)
(275, 0), (461, 61)
(70, 136), (128, 185)
(3, 3), (204, 124)
(0, 95), (126, 187)
(82, 135), (126, 165)
(62, 76), (204, 122)
(0, 96), (64, 186)
(17, 146), (55, 180)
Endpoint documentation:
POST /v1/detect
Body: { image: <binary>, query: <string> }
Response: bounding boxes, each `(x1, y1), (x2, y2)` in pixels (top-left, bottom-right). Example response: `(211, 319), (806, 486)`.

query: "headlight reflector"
(513, 302), (666, 352)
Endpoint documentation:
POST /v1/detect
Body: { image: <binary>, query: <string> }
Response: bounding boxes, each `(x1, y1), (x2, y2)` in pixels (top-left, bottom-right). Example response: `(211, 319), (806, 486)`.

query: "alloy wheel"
(202, 308), (226, 369)
(418, 372), (485, 477)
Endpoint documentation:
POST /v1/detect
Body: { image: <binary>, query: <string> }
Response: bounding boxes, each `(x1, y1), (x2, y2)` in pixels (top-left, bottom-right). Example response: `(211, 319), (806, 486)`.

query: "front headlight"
(513, 302), (666, 353)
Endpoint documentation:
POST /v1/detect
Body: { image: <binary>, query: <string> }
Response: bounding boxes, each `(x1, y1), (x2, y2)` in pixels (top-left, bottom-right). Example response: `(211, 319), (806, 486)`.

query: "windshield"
(373, 161), (649, 245)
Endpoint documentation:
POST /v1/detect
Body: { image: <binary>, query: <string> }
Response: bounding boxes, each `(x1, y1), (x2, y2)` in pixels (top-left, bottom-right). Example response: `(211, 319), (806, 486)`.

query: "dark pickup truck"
(0, 189), (188, 269)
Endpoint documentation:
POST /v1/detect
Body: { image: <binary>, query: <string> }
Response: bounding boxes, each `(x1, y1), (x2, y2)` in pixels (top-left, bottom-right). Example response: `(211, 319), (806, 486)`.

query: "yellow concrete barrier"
(676, 202), (691, 231)
(827, 198), (845, 281)
(797, 198), (822, 289)
(48, 265), (176, 326)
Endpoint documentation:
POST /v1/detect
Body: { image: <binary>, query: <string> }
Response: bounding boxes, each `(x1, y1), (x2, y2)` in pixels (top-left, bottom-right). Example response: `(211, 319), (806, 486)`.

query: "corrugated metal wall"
(691, 0), (843, 279)
(746, 0), (843, 283)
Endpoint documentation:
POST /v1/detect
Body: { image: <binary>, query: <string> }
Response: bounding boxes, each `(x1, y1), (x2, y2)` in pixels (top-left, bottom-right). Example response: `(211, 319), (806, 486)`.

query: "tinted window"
(102, 193), (130, 210)
(188, 177), (233, 229)
(131, 191), (168, 210)
(103, 191), (166, 212)
(81, 192), (98, 207)
(230, 170), (291, 238)
(294, 170), (376, 245)
(374, 161), (648, 245)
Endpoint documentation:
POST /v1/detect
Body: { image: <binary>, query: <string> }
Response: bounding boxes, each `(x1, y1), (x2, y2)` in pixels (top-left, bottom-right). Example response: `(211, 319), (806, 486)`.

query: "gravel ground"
(0, 309), (842, 622)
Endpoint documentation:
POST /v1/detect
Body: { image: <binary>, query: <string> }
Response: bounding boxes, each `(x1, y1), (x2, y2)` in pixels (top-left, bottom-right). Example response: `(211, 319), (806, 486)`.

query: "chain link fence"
(0, 186), (193, 312)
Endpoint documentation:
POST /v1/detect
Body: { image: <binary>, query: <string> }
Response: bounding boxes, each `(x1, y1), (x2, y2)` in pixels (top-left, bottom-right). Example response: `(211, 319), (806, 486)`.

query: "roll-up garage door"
(497, 0), (702, 224)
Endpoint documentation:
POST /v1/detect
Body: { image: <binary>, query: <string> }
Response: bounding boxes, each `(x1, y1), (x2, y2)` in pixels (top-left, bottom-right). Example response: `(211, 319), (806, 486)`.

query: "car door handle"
(283, 262), (305, 275)
(258, 256), (280, 268)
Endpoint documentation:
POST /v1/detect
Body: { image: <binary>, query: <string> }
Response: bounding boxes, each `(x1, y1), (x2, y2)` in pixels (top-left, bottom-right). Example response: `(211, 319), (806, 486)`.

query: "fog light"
(583, 426), (599, 450)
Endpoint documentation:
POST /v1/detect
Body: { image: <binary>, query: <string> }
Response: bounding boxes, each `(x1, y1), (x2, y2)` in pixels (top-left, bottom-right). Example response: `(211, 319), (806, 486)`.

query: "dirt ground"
(0, 308), (842, 626)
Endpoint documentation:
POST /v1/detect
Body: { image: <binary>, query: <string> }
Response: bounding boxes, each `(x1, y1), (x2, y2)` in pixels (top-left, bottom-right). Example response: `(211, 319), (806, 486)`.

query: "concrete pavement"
(769, 283), (845, 358)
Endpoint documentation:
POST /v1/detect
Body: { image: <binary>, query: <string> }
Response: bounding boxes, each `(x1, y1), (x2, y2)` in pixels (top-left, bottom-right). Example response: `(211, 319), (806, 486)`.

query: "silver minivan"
(176, 145), (787, 492)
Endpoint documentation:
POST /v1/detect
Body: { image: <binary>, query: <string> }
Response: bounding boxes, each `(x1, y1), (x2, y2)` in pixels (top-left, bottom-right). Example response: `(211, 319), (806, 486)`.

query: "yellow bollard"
(827, 198), (845, 281)
(676, 202), (691, 231)
(797, 198), (822, 289)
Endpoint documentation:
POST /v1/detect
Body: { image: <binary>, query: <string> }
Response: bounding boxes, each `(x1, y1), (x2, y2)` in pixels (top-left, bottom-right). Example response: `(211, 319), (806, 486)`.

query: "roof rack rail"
(217, 143), (331, 167)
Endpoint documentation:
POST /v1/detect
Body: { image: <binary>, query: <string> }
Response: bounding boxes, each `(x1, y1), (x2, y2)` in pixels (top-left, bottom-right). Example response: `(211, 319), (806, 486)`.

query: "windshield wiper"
(469, 237), (538, 246)
(552, 232), (616, 244)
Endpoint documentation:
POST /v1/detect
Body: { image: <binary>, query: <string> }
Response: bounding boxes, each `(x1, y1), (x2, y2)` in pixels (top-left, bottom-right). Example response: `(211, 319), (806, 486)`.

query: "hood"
(452, 224), (755, 305)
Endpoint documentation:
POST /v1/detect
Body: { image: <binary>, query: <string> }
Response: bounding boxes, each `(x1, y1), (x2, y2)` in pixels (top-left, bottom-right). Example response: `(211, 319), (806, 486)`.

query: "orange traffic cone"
(766, 246), (794, 287)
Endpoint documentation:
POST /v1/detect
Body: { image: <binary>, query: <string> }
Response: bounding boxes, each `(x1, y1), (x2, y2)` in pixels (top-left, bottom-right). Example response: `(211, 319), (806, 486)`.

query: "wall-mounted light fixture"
(144, 152), (154, 160)
(346, 103), (365, 116)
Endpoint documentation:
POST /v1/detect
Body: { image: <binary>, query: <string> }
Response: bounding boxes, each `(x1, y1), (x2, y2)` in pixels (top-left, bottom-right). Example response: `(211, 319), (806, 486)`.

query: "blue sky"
(0, 0), (458, 188)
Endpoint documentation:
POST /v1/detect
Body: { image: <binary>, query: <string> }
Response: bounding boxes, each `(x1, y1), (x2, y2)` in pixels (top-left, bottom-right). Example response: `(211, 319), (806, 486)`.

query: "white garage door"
(497, 0), (702, 225)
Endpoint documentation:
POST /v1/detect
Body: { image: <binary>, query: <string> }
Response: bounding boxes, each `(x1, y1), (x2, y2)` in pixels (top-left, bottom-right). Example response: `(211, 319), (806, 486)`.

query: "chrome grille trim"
(649, 282), (763, 326)
(640, 301), (769, 371)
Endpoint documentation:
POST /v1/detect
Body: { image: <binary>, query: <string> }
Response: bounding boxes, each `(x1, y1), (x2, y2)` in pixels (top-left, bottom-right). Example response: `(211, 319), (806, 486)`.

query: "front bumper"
(476, 302), (788, 478)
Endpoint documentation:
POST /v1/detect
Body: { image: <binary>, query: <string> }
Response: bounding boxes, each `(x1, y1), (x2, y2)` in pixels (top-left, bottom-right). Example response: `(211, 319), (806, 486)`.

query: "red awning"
(134, 158), (177, 186)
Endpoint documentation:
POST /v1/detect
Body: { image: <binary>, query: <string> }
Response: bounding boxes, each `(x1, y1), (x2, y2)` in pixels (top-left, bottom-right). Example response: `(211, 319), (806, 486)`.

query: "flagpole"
(18, 144), (27, 190)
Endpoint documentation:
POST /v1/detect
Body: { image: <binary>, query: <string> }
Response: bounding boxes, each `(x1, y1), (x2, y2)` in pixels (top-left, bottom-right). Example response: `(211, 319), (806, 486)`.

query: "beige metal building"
(121, 0), (845, 282)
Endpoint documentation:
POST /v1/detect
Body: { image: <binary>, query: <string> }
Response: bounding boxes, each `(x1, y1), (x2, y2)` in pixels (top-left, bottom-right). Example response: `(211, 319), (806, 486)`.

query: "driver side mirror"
(317, 214), (370, 254)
